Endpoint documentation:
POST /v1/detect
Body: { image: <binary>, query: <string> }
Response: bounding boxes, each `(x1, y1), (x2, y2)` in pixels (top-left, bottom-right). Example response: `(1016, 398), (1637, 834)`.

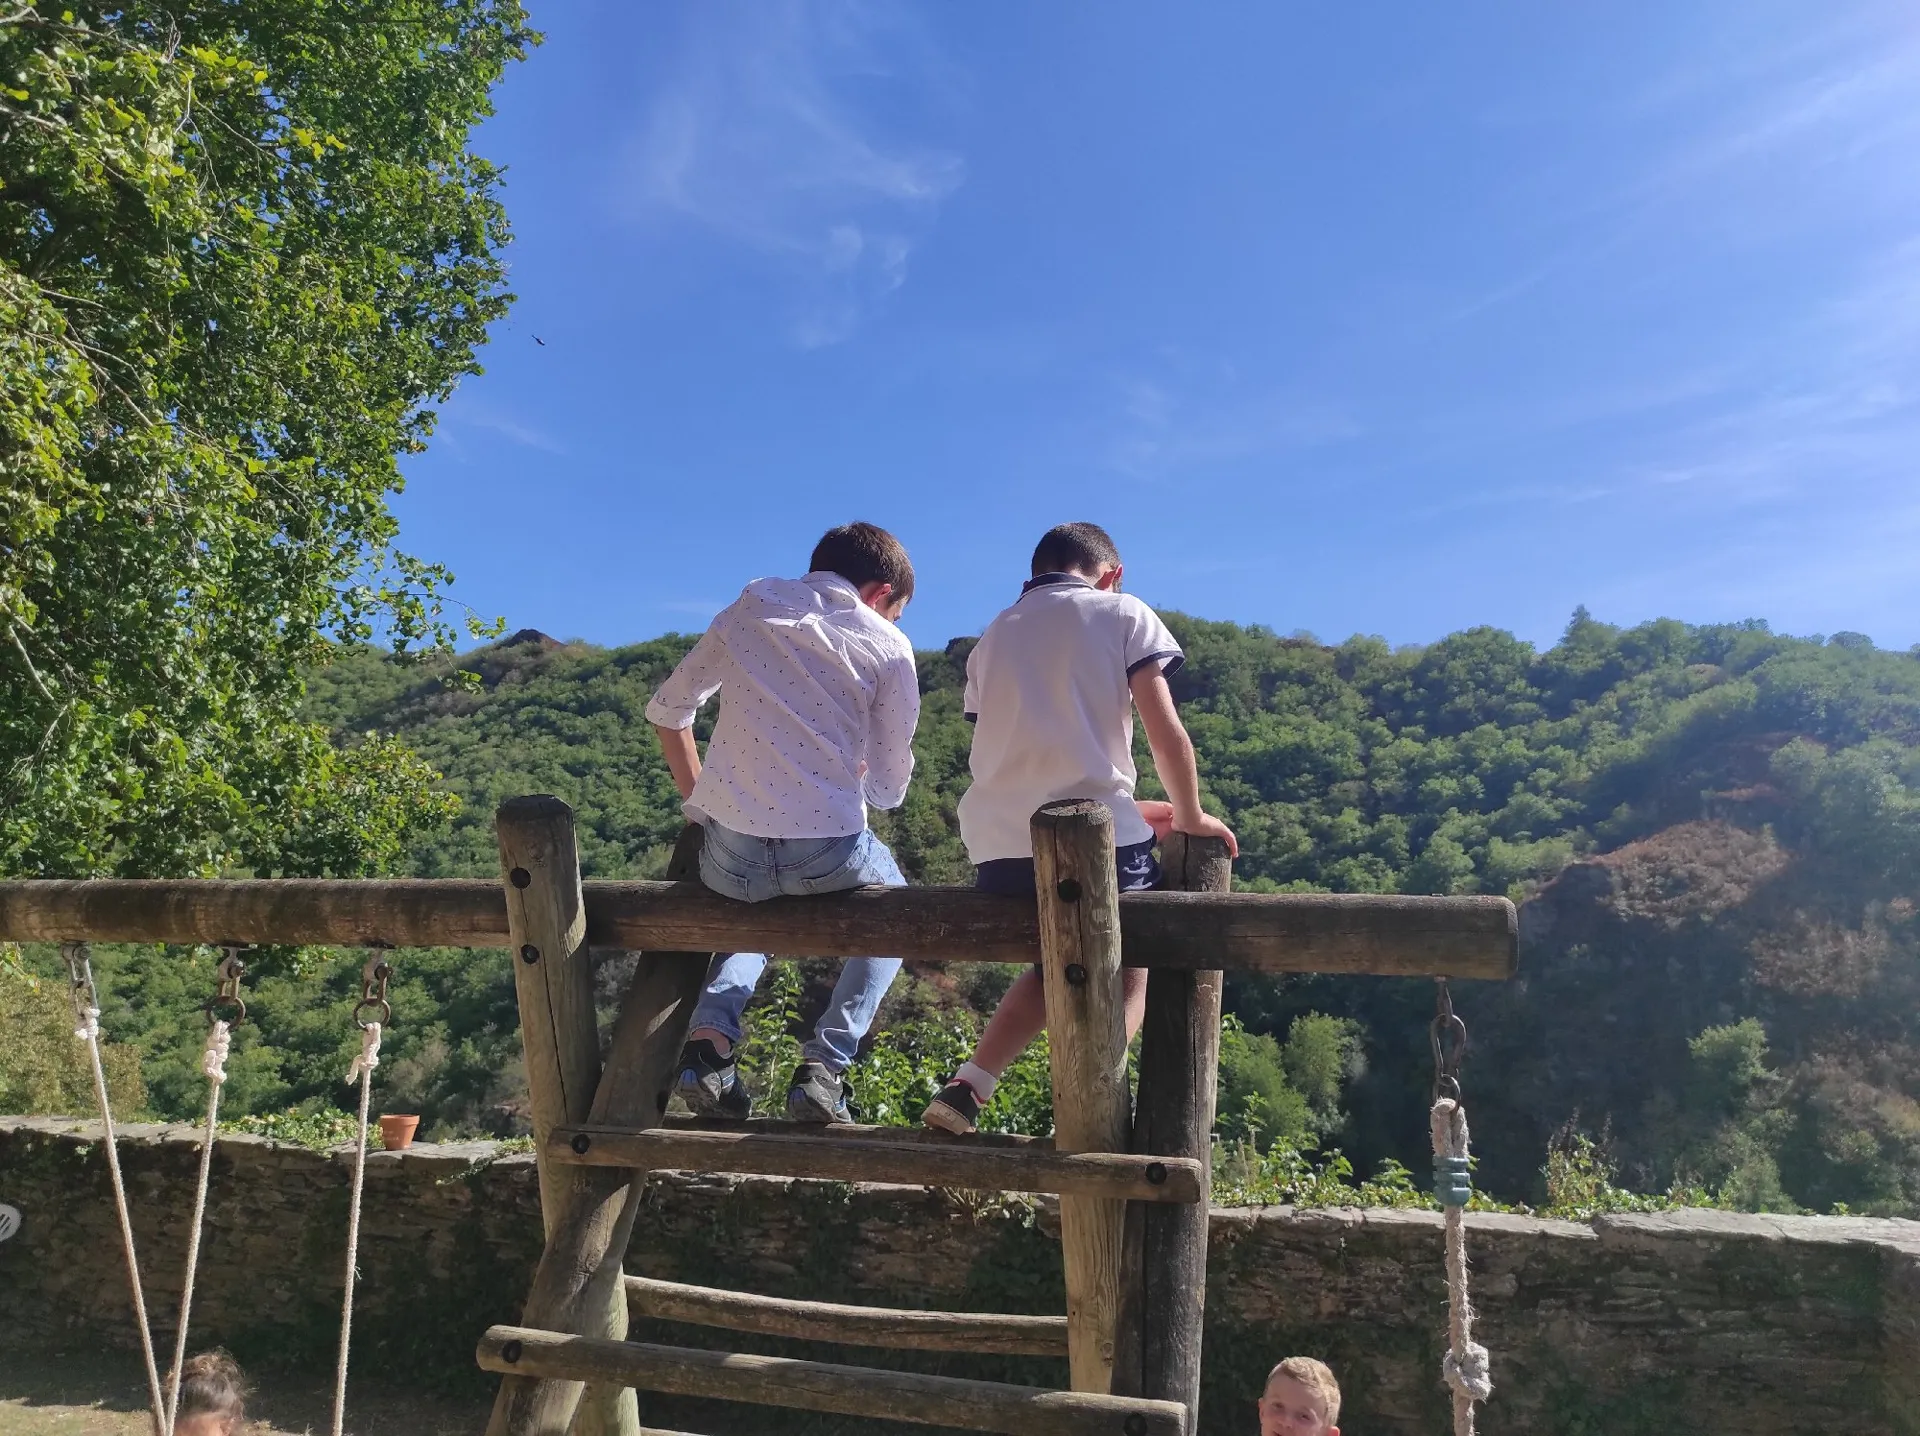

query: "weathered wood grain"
(477, 1328), (1187, 1436)
(1033, 801), (1132, 1395)
(624, 1275), (1068, 1356)
(0, 881), (1518, 978)
(1133, 832), (1232, 1433)
(544, 1125), (1201, 1204)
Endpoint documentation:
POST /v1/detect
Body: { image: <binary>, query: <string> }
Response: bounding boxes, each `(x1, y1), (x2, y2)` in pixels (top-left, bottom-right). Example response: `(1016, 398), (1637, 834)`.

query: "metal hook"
(353, 954), (394, 1029)
(1429, 978), (1468, 1103)
(207, 944), (249, 1025)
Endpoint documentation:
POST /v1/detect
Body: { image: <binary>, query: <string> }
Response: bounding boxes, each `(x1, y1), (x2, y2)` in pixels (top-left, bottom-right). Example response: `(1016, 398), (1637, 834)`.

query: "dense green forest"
(9, 610), (1919, 1213)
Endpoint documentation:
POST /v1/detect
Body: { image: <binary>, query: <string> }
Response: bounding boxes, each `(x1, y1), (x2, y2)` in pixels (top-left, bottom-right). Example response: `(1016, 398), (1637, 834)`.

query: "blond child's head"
(1258, 1356), (1340, 1436)
(171, 1349), (248, 1436)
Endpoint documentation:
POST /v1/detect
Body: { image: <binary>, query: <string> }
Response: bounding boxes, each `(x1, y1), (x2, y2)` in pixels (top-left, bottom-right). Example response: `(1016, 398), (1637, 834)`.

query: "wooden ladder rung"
(478, 1327), (1187, 1436)
(626, 1275), (1067, 1356)
(546, 1121), (1203, 1203)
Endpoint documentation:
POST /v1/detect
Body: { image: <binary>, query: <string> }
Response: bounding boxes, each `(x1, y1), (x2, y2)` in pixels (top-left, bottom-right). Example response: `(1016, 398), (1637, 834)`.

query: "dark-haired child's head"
(1031, 522), (1123, 592)
(810, 522), (914, 620)
(174, 1350), (248, 1436)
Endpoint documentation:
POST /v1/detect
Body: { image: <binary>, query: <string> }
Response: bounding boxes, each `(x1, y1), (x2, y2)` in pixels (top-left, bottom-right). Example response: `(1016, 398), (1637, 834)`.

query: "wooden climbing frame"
(0, 794), (1518, 1436)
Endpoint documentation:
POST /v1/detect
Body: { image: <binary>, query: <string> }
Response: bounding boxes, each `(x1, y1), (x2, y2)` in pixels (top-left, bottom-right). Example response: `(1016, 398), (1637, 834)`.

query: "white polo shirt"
(957, 573), (1184, 862)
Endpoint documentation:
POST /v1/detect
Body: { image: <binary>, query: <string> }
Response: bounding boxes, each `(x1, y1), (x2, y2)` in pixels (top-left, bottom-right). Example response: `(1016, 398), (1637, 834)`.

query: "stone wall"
(5, 1116), (1920, 1436)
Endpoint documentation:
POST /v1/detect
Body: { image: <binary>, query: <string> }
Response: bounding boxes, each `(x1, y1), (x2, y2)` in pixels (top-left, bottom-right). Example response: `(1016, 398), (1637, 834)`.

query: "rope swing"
(64, 941), (168, 1436)
(332, 955), (393, 1436)
(1430, 980), (1492, 1436)
(165, 949), (247, 1436)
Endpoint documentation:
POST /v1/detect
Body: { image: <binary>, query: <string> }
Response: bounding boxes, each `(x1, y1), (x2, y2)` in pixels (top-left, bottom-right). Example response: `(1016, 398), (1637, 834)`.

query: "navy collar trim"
(1019, 571), (1094, 598)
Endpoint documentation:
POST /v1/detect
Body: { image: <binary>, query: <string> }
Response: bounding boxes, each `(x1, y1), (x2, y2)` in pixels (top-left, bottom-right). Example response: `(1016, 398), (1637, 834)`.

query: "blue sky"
(398, 2), (1920, 655)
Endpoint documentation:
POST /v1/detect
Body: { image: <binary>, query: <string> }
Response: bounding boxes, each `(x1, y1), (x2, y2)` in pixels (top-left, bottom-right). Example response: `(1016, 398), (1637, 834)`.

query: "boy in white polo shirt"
(648, 522), (920, 1124)
(922, 522), (1237, 1134)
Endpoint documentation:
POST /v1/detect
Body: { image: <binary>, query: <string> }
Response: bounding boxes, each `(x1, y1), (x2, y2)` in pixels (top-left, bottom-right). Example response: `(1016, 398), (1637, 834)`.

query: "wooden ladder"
(0, 796), (1515, 1436)
(480, 797), (1227, 1436)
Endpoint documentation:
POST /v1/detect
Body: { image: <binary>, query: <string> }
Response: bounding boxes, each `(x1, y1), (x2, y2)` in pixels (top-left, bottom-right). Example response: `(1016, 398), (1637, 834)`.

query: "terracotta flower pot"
(378, 1114), (421, 1151)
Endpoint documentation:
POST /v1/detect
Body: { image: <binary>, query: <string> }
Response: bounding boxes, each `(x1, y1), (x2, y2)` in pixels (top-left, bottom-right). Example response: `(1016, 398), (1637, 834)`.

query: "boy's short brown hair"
(811, 522), (914, 605)
(1267, 1356), (1341, 1425)
(1030, 522), (1120, 578)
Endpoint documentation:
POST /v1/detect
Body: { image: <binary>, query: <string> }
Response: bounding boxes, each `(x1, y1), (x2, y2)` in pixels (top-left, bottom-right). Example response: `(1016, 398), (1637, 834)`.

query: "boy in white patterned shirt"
(647, 522), (919, 1123)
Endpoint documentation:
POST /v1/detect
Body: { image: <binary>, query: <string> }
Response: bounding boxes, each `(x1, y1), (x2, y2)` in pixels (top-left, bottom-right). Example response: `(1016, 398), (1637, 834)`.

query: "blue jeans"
(689, 822), (906, 1073)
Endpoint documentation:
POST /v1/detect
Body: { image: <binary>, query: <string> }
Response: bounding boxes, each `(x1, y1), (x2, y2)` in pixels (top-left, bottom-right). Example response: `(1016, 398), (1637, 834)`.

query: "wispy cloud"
(627, 2), (964, 347)
(1103, 369), (1360, 481)
(459, 410), (568, 456)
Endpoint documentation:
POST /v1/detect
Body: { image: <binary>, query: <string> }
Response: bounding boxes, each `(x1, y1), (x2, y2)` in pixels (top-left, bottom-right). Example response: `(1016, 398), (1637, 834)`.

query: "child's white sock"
(956, 1062), (999, 1103)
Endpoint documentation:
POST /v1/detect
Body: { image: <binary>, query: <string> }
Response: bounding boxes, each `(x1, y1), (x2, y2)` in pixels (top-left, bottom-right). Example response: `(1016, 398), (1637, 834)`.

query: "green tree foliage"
(24, 607), (1920, 1215)
(0, 2), (528, 876)
(1215, 1014), (1362, 1149)
(0, 953), (145, 1115)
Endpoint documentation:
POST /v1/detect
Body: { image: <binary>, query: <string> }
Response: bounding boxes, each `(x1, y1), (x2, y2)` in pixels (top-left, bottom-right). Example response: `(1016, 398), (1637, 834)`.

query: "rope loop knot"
(1444, 1340), (1494, 1403)
(346, 1022), (382, 1085)
(201, 1019), (232, 1085)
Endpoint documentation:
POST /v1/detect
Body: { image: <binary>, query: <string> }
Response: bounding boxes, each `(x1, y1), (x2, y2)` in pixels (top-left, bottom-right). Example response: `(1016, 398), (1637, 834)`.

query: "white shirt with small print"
(957, 573), (1184, 862)
(645, 572), (920, 839)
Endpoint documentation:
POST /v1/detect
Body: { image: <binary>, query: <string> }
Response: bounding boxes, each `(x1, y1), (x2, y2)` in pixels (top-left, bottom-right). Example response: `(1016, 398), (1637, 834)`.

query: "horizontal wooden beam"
(625, 1275), (1067, 1356)
(658, 1113), (1058, 1150)
(477, 1328), (1186, 1436)
(0, 880), (1517, 978)
(547, 1125), (1203, 1204)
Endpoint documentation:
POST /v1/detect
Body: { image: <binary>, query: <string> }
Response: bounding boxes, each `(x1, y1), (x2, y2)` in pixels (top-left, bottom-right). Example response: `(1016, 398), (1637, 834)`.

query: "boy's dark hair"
(177, 1349), (248, 1425)
(1031, 522), (1121, 578)
(810, 523), (915, 606)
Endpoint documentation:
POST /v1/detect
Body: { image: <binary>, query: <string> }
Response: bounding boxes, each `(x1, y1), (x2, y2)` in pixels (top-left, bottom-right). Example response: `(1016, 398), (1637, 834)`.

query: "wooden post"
(488, 819), (711, 1436)
(497, 796), (600, 1238)
(1132, 832), (1231, 1434)
(1031, 800), (1131, 1395)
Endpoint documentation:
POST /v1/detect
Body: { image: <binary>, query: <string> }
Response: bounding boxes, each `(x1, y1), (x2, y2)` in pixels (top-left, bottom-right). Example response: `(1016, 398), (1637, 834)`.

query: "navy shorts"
(973, 836), (1162, 897)
(976, 839), (1160, 975)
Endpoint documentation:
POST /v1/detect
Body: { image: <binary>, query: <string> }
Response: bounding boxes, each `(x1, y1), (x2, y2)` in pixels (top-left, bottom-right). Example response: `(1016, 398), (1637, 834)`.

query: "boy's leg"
(953, 962), (1148, 1090)
(785, 831), (907, 1120)
(686, 951), (770, 1054)
(688, 820), (785, 1043)
(788, 830), (906, 1071)
(970, 967), (1049, 1077)
(925, 841), (1160, 1133)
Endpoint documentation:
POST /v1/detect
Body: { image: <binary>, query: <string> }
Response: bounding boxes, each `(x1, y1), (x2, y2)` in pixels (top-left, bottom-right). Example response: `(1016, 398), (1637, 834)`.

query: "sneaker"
(920, 1077), (981, 1135)
(786, 1061), (854, 1124)
(674, 1039), (751, 1119)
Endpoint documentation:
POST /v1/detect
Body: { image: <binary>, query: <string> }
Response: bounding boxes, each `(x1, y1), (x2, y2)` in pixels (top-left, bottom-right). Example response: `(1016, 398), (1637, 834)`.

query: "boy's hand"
(1174, 810), (1239, 858)
(1135, 799), (1177, 843)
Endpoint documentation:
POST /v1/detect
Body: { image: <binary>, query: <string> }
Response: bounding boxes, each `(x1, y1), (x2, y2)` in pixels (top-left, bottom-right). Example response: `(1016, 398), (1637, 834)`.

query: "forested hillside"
(12, 610), (1917, 1213)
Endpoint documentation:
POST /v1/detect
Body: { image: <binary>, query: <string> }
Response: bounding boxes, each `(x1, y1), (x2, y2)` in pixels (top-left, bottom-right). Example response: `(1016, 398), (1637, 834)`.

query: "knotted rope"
(1431, 1096), (1492, 1436)
(163, 1017), (232, 1436)
(332, 1019), (381, 1436)
(64, 942), (167, 1436)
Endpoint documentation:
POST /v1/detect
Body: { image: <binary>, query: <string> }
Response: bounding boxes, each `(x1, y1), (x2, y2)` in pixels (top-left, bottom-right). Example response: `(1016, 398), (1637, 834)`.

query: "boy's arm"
(653, 725), (702, 801)
(1129, 666), (1238, 857)
(862, 649), (920, 809)
(645, 626), (727, 803)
